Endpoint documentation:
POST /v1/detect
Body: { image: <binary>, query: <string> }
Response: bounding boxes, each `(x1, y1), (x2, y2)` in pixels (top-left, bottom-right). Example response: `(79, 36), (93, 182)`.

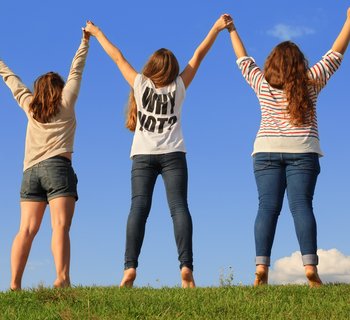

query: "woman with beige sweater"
(0, 29), (90, 290)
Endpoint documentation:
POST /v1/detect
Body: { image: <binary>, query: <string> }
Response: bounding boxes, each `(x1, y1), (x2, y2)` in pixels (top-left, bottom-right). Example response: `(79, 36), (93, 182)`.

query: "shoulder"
(134, 73), (155, 89)
(236, 56), (256, 67)
(176, 75), (185, 91)
(133, 73), (143, 88)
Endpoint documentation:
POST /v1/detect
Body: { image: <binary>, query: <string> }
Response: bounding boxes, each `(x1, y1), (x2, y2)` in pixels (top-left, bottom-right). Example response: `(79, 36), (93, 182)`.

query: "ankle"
(305, 265), (322, 287)
(254, 264), (269, 286)
(10, 285), (21, 291)
(120, 268), (137, 288)
(54, 276), (70, 288)
(10, 279), (22, 291)
(181, 266), (195, 288)
(255, 264), (269, 275)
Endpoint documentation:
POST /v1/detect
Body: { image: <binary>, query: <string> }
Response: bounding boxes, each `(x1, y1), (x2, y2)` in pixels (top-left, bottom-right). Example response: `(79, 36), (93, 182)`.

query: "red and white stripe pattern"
(237, 50), (343, 155)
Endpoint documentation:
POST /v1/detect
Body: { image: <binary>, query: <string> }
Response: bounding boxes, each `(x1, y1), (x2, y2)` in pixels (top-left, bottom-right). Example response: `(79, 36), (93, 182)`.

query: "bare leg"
(49, 197), (75, 288)
(305, 265), (322, 287)
(254, 264), (269, 286)
(120, 268), (137, 288)
(10, 201), (47, 290)
(181, 266), (195, 288)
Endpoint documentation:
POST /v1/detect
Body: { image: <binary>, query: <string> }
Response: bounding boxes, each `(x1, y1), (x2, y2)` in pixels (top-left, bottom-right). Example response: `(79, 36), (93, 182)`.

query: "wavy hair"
(264, 41), (314, 126)
(126, 48), (180, 131)
(29, 72), (65, 123)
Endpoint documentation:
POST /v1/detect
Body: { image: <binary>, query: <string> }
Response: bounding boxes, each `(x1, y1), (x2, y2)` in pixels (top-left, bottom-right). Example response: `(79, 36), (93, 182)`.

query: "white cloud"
(269, 248), (350, 284)
(267, 24), (315, 41)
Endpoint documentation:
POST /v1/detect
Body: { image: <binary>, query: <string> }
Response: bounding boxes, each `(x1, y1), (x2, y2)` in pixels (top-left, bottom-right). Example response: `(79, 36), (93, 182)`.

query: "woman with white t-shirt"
(84, 15), (232, 288)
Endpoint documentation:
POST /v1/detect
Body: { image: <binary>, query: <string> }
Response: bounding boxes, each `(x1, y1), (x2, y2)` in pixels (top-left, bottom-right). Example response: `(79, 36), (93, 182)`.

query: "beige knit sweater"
(0, 39), (89, 171)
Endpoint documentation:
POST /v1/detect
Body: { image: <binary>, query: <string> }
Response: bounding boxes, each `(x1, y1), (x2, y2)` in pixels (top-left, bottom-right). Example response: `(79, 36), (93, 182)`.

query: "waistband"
(49, 155), (72, 164)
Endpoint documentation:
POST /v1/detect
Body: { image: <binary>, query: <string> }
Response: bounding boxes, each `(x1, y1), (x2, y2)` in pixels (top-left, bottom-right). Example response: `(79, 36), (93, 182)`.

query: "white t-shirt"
(130, 74), (186, 157)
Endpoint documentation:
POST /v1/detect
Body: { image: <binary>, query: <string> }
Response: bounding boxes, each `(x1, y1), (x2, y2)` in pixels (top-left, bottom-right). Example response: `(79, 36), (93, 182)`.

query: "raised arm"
(63, 29), (90, 104)
(180, 14), (232, 89)
(84, 21), (137, 87)
(227, 17), (248, 59)
(0, 60), (32, 111)
(331, 8), (350, 54)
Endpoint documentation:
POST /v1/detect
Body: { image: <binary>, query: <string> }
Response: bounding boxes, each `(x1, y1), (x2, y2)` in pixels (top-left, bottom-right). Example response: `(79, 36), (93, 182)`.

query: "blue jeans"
(253, 152), (320, 266)
(124, 152), (193, 270)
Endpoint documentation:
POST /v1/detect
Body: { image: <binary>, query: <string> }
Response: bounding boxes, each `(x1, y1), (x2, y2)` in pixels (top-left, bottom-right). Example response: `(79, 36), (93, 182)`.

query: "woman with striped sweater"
(226, 9), (350, 286)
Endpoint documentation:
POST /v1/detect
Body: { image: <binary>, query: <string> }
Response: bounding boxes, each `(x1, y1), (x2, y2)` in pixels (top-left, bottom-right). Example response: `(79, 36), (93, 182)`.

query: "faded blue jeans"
(253, 152), (320, 266)
(124, 152), (193, 270)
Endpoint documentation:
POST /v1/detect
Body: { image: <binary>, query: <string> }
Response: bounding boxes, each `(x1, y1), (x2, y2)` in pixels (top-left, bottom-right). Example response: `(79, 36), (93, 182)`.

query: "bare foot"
(120, 268), (136, 288)
(254, 265), (268, 286)
(10, 279), (22, 291)
(53, 278), (71, 288)
(181, 266), (195, 288)
(305, 266), (322, 288)
(10, 286), (21, 292)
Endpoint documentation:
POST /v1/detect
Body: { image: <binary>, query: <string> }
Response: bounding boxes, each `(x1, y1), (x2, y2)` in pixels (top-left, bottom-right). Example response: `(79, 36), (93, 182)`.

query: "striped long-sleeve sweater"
(237, 50), (343, 156)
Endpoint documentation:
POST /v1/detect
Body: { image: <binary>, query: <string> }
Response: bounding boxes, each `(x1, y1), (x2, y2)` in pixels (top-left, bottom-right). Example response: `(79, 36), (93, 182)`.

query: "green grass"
(0, 285), (349, 320)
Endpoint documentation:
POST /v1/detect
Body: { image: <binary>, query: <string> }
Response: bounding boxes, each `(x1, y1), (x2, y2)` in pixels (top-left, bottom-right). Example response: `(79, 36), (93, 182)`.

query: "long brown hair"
(264, 41), (314, 126)
(29, 72), (65, 123)
(126, 48), (180, 131)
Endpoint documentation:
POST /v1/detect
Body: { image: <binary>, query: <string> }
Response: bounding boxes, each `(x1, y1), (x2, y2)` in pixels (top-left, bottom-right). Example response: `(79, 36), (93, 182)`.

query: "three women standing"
(1, 8), (349, 289)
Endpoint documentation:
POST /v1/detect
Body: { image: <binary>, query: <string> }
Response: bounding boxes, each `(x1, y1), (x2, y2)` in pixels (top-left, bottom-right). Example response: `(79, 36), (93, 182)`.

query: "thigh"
(49, 197), (75, 229)
(161, 152), (188, 201)
(253, 153), (286, 206)
(286, 153), (320, 200)
(19, 201), (47, 233)
(131, 155), (158, 199)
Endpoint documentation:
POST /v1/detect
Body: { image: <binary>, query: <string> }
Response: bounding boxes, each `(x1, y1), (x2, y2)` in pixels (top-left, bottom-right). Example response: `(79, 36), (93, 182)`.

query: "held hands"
(82, 28), (90, 41)
(214, 14), (234, 33)
(84, 21), (101, 37)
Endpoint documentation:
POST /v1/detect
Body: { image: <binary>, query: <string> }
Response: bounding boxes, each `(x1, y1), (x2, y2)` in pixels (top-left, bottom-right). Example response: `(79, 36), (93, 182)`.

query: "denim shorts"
(20, 156), (78, 202)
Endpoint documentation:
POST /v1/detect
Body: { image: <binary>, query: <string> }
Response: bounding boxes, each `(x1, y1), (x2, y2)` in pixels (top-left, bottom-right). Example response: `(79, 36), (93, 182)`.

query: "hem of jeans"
(47, 193), (78, 202)
(255, 256), (270, 266)
(20, 197), (47, 203)
(302, 254), (318, 266)
(180, 262), (193, 271)
(124, 262), (138, 270)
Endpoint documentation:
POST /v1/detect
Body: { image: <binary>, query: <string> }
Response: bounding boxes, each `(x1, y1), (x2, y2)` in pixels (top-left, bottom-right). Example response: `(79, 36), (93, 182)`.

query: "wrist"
(94, 28), (103, 38)
(212, 25), (221, 35)
(227, 24), (236, 33)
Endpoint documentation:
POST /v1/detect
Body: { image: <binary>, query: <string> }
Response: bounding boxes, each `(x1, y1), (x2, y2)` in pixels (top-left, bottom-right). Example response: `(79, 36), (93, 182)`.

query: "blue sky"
(0, 0), (349, 290)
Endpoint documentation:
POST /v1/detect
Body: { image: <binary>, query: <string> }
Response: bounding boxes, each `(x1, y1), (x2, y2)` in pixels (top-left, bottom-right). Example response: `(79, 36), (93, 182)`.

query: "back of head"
(29, 72), (65, 123)
(126, 48), (180, 131)
(143, 48), (179, 87)
(264, 41), (314, 126)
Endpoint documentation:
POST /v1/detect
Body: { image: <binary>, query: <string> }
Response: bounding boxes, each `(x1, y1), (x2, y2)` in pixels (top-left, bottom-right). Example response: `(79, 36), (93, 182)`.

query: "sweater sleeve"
(0, 59), (32, 111)
(308, 50), (343, 94)
(62, 39), (89, 108)
(236, 56), (264, 95)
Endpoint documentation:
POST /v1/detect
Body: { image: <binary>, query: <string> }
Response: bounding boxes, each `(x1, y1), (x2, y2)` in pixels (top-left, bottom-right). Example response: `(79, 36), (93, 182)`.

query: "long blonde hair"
(264, 41), (314, 126)
(29, 72), (65, 123)
(126, 48), (180, 131)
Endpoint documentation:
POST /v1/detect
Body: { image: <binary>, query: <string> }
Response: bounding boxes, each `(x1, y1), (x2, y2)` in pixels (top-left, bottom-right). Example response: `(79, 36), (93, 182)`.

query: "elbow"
(191, 52), (205, 68)
(332, 46), (346, 55)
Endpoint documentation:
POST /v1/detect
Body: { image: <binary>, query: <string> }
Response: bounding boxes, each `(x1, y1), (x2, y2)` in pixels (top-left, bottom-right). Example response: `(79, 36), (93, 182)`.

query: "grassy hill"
(0, 284), (349, 319)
